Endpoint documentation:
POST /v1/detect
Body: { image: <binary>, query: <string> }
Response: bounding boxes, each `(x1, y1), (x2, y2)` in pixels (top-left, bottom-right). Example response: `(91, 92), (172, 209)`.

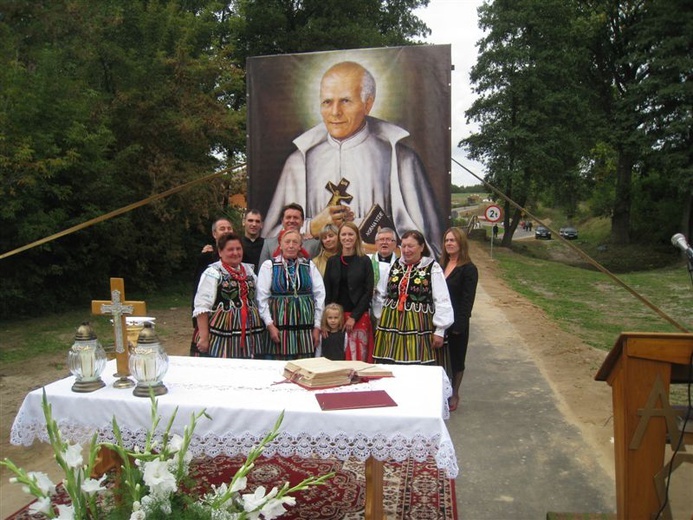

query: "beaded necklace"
(283, 258), (300, 297)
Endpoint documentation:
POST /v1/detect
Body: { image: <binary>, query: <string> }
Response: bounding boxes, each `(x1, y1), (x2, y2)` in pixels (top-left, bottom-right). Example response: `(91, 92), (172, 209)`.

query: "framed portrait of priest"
(246, 44), (451, 258)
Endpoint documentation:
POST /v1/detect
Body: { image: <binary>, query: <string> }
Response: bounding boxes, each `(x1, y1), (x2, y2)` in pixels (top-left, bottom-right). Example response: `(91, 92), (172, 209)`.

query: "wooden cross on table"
(91, 278), (146, 389)
(325, 178), (353, 206)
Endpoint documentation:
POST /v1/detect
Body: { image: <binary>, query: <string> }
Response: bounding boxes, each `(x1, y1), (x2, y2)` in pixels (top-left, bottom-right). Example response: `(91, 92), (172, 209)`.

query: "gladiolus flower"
(142, 459), (177, 496)
(168, 434), (184, 453)
(81, 475), (107, 495)
(28, 496), (52, 515)
(27, 472), (56, 496)
(63, 444), (83, 469)
(56, 504), (75, 519)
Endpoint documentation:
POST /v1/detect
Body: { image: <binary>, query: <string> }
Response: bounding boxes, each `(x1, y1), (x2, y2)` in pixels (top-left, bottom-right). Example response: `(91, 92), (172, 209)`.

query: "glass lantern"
(68, 322), (107, 393)
(129, 321), (169, 397)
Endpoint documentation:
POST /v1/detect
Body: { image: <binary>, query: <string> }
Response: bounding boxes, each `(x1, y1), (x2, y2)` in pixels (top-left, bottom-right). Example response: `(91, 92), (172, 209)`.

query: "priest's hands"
(309, 205), (354, 237)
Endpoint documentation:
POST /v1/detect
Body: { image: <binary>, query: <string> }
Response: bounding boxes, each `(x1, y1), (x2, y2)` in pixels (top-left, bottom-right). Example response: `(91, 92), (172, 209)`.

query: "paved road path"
(447, 282), (615, 519)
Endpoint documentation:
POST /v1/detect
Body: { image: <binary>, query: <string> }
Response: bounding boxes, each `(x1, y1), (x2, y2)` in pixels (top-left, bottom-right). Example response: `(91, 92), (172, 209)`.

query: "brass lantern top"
(74, 322), (97, 342)
(136, 322), (159, 345)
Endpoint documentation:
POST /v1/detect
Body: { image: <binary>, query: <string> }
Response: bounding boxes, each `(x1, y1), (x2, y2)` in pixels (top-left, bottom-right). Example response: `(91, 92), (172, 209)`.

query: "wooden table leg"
(364, 456), (385, 520)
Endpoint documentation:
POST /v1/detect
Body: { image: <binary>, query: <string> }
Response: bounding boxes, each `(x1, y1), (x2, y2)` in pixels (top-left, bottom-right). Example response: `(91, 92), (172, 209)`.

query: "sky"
(414, 0), (486, 186)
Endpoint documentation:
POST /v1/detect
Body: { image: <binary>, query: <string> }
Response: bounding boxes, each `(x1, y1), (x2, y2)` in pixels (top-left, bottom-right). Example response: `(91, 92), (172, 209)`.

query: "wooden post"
(91, 278), (146, 388)
(364, 456), (385, 520)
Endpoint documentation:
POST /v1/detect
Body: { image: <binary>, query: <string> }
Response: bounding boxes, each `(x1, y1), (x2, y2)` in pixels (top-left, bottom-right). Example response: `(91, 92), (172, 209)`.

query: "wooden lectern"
(596, 332), (693, 520)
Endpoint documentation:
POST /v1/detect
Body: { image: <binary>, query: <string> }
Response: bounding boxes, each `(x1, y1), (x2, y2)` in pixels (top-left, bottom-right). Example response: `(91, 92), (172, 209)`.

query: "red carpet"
(7, 455), (457, 520)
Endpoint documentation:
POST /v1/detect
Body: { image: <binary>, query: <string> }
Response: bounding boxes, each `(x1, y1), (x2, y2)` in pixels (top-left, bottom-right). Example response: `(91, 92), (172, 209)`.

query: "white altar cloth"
(11, 356), (458, 478)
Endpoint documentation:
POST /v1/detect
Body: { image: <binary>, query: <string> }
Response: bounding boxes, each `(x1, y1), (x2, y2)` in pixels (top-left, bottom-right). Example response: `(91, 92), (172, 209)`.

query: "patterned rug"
(6, 455), (457, 520)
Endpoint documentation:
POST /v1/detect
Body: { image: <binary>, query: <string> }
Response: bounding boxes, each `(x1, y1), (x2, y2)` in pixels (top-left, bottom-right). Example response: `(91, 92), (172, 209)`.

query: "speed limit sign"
(484, 204), (502, 223)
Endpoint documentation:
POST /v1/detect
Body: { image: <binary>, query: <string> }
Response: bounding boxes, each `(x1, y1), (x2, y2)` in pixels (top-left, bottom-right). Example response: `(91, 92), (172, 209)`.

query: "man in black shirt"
(241, 209), (264, 273)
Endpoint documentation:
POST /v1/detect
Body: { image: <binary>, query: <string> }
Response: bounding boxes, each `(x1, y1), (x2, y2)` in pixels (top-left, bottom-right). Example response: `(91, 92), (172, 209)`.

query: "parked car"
(560, 227), (578, 240)
(535, 226), (552, 239)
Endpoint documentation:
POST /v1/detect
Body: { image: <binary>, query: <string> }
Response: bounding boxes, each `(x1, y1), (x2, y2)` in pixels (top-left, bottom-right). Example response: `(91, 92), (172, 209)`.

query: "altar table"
(11, 357), (457, 519)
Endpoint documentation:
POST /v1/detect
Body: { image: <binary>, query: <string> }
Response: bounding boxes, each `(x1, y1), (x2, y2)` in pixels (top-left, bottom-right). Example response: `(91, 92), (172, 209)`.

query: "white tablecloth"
(11, 357), (457, 478)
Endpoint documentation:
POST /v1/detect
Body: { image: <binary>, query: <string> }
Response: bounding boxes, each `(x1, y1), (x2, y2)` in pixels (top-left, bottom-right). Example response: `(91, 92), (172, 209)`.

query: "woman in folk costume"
(373, 230), (453, 364)
(323, 222), (375, 362)
(193, 233), (267, 358)
(257, 229), (325, 360)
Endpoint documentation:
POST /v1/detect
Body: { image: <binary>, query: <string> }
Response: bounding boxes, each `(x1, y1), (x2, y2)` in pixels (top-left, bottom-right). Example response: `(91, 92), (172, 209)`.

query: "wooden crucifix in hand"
(91, 278), (146, 389)
(325, 178), (353, 206)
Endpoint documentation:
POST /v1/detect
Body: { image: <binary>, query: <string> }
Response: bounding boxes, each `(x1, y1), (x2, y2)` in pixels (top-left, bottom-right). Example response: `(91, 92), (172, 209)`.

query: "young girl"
(320, 303), (346, 361)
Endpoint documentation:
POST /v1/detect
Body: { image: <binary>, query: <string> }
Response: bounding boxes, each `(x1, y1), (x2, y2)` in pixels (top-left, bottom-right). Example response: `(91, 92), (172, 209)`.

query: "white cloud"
(415, 0), (486, 187)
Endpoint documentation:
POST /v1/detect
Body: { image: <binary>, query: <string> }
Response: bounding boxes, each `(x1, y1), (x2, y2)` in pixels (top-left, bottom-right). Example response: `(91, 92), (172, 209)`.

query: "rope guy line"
(0, 164), (246, 261)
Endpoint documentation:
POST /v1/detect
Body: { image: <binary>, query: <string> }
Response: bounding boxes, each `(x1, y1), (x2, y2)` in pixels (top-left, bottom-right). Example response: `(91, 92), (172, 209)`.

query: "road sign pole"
(484, 204), (502, 260)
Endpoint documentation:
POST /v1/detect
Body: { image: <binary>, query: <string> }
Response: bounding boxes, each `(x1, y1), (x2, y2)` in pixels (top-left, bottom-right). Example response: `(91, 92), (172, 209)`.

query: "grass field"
(0, 281), (191, 364)
(488, 242), (692, 351)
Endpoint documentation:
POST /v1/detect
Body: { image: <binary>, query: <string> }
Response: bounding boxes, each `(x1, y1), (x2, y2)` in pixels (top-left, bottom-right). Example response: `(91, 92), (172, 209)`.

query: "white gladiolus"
(63, 443), (83, 469)
(28, 471), (56, 496)
(56, 504), (75, 520)
(141, 459), (177, 496)
(230, 476), (247, 493)
(81, 475), (107, 495)
(260, 496), (296, 520)
(242, 486), (278, 512)
(168, 434), (184, 453)
(28, 496), (52, 515)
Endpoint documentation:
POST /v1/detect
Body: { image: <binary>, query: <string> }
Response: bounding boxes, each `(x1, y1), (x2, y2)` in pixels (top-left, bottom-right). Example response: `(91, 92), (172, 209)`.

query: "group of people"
(191, 202), (478, 411)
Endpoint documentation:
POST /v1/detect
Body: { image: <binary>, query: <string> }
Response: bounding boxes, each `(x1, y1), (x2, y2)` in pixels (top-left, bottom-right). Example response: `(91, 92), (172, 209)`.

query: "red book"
(315, 390), (397, 411)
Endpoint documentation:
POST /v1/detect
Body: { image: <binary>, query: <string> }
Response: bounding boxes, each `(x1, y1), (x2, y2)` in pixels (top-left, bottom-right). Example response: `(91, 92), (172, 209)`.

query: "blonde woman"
(322, 222), (375, 362)
(312, 224), (340, 277)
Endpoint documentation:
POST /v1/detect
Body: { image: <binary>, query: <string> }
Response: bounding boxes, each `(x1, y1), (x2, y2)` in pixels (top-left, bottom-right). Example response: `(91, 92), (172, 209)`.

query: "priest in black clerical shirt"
(241, 209), (265, 273)
(368, 227), (399, 328)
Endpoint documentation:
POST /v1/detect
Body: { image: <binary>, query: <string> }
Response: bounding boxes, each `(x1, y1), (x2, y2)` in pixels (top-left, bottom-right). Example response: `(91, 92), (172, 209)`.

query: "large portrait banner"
(247, 45), (451, 257)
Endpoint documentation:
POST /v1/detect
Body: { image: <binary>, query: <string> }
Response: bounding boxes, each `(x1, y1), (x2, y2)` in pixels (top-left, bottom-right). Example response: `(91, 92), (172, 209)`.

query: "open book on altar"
(283, 357), (393, 389)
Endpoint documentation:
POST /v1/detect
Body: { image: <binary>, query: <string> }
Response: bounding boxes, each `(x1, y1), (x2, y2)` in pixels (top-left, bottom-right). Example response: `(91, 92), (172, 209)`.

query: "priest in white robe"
(263, 61), (443, 258)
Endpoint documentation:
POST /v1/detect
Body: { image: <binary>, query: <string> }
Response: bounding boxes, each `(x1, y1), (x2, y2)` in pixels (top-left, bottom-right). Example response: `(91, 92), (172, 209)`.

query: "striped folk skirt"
(373, 300), (436, 364)
(264, 293), (316, 359)
(194, 303), (267, 359)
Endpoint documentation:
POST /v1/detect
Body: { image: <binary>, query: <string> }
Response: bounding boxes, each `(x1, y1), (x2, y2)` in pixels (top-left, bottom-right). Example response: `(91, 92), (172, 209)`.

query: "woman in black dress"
(440, 228), (478, 411)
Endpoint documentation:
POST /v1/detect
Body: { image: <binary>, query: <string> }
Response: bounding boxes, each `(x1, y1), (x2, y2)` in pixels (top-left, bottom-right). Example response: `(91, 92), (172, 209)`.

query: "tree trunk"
(500, 199), (525, 247)
(611, 149), (633, 244)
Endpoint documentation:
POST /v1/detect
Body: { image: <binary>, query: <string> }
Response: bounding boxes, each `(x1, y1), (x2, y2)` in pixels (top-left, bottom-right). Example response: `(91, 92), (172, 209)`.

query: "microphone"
(671, 233), (693, 261)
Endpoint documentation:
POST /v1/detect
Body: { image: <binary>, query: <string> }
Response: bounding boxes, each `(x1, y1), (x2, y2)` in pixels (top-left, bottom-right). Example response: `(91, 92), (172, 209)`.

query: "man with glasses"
(369, 227), (399, 328)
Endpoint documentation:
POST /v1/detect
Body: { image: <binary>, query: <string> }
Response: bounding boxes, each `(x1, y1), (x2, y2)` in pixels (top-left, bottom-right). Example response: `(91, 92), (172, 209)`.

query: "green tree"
(0, 0), (431, 318)
(232, 0), (430, 62)
(462, 0), (596, 245)
(627, 0), (692, 240)
(0, 0), (244, 317)
(579, 0), (691, 244)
